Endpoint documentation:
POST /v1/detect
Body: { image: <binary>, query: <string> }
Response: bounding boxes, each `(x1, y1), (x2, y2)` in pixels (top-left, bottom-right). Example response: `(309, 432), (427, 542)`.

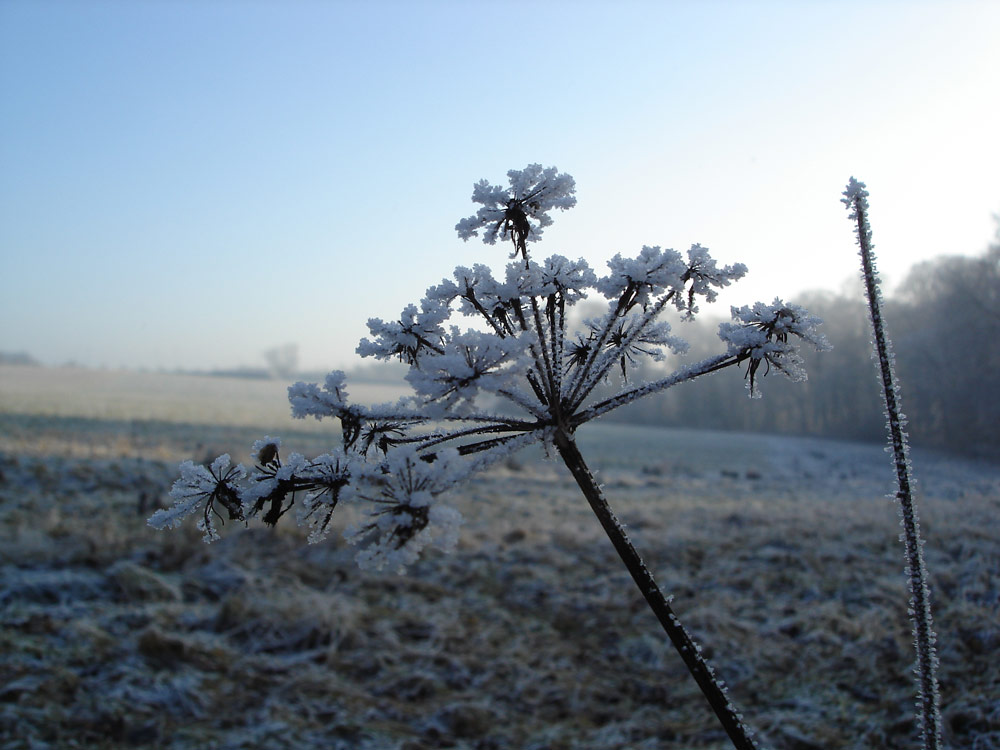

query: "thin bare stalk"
(845, 178), (942, 750)
(552, 429), (758, 750)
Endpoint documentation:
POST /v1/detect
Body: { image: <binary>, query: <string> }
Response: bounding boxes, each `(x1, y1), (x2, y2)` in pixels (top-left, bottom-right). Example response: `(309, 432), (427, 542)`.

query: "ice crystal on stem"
(152, 165), (829, 750)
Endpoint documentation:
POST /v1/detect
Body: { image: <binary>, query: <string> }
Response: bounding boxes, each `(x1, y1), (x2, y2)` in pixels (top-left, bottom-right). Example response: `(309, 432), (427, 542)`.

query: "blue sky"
(1, 0), (998, 371)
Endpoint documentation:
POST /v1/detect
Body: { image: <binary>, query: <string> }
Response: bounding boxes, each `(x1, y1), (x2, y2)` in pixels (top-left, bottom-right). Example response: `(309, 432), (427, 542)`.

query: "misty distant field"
(0, 365), (408, 430)
(1, 365), (998, 749)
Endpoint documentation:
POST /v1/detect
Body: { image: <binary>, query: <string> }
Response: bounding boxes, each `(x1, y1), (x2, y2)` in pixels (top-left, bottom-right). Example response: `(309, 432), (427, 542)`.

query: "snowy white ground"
(1, 369), (998, 749)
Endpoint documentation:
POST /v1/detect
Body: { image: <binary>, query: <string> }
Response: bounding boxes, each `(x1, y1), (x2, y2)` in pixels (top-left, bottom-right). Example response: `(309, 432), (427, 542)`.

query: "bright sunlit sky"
(1, 1), (998, 372)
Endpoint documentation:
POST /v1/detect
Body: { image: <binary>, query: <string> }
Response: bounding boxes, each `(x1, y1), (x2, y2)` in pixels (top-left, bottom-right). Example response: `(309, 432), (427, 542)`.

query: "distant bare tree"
(263, 343), (299, 380)
(609, 234), (1000, 460)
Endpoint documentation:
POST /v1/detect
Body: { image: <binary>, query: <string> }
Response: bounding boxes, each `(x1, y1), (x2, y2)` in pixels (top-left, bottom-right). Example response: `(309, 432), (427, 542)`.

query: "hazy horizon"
(2, 1), (998, 372)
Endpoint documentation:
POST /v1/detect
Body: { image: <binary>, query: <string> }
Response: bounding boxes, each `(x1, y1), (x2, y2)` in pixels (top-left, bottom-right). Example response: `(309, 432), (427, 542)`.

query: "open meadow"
(1, 366), (998, 749)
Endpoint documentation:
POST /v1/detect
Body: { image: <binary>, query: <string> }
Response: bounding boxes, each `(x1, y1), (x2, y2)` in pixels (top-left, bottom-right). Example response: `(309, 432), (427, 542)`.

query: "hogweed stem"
(553, 429), (758, 750)
(843, 178), (943, 750)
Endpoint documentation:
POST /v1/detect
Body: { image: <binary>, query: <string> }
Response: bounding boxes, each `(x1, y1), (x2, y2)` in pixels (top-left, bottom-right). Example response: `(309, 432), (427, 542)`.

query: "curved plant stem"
(553, 429), (758, 750)
(846, 180), (942, 750)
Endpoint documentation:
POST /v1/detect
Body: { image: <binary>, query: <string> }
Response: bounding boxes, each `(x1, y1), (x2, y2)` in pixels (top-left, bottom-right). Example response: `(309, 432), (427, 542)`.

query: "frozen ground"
(0, 369), (998, 749)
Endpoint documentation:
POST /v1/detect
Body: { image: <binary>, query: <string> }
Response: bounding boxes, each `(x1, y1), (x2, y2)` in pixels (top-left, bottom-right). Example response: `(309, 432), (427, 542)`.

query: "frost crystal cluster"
(151, 165), (827, 573)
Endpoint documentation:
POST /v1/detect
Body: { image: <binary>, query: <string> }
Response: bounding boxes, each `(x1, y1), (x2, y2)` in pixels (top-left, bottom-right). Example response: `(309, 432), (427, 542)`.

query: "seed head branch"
(572, 352), (739, 427)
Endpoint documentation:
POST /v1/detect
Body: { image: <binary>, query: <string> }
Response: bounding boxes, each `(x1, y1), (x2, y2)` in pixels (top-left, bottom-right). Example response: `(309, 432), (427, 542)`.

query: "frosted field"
(1, 366), (998, 749)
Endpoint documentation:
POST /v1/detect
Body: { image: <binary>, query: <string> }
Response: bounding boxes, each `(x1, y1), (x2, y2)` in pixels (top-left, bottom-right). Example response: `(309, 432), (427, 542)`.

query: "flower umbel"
(296, 451), (357, 543)
(347, 447), (464, 573)
(155, 165), (827, 750)
(719, 299), (830, 396)
(456, 164), (576, 260)
(150, 455), (246, 542)
(155, 164), (826, 569)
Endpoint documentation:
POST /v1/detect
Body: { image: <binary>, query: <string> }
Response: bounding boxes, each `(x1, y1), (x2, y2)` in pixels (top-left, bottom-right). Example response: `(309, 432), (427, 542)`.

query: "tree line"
(611, 237), (1000, 460)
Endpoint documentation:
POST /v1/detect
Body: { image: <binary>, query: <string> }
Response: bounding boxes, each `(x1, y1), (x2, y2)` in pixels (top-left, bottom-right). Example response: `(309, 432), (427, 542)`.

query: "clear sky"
(1, 0), (998, 372)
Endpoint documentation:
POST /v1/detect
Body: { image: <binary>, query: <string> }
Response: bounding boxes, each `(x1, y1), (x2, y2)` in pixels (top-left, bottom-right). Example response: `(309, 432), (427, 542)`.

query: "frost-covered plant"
(843, 179), (942, 750)
(151, 165), (829, 749)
